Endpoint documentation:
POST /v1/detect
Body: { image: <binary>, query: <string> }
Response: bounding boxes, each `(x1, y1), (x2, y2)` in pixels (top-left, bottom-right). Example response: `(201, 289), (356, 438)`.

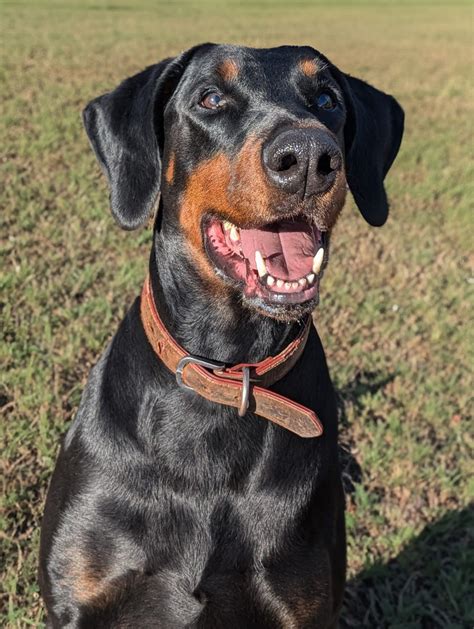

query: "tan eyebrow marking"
(217, 58), (239, 82)
(299, 58), (319, 77)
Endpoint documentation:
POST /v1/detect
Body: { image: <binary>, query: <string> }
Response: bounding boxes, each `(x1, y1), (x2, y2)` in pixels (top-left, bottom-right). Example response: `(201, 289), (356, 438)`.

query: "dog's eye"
(200, 92), (227, 110)
(315, 91), (336, 111)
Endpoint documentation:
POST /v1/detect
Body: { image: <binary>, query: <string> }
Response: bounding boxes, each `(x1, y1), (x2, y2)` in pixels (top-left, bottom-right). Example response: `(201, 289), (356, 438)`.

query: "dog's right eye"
(200, 91), (227, 110)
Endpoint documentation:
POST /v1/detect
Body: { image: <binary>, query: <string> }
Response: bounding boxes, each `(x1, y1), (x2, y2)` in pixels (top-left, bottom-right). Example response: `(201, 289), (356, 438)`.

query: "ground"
(1, 0), (473, 627)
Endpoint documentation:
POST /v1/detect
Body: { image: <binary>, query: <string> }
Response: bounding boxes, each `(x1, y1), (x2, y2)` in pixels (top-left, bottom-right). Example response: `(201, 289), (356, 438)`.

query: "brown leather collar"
(140, 276), (323, 438)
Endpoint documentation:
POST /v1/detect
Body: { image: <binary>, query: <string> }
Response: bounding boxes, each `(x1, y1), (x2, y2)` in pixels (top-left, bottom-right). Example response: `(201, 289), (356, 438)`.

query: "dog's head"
(83, 44), (403, 321)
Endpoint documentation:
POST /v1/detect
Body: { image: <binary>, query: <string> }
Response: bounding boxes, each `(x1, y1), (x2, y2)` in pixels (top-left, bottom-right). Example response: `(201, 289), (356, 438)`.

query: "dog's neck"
(149, 230), (303, 365)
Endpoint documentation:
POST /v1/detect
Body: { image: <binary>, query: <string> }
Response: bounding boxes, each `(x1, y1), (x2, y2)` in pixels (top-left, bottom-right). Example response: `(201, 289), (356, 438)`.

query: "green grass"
(1, 0), (473, 626)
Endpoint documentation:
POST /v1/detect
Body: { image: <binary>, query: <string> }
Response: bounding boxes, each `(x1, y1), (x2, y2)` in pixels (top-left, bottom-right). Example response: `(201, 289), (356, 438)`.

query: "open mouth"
(203, 215), (327, 306)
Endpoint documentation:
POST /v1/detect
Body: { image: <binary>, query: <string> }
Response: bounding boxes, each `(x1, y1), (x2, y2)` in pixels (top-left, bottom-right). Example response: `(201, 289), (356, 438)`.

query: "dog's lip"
(201, 213), (328, 306)
(202, 211), (324, 232)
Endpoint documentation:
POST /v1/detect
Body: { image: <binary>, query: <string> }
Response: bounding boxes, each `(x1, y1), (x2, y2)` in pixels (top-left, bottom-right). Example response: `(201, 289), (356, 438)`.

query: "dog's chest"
(61, 478), (330, 628)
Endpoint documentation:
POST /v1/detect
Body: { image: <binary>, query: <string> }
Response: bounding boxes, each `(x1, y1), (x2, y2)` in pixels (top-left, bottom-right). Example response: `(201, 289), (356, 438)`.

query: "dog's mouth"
(203, 215), (328, 306)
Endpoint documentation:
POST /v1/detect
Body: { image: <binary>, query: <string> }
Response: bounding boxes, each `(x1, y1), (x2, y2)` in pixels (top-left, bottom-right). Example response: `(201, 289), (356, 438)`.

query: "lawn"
(1, 0), (473, 626)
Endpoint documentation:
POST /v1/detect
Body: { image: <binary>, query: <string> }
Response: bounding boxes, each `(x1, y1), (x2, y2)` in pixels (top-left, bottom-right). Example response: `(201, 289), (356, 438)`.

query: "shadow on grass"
(334, 372), (472, 628)
(341, 505), (474, 628)
(336, 370), (396, 495)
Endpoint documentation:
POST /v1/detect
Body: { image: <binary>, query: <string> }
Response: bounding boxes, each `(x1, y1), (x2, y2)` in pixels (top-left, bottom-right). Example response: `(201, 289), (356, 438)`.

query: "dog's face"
(84, 44), (403, 320)
(161, 47), (347, 315)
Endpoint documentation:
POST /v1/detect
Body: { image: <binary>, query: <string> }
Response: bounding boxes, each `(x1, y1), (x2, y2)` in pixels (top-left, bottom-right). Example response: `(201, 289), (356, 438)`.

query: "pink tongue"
(240, 220), (317, 281)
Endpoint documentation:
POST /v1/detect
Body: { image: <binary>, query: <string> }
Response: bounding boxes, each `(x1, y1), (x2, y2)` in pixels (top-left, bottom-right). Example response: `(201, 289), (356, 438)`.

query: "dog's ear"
(82, 45), (208, 230)
(338, 73), (404, 226)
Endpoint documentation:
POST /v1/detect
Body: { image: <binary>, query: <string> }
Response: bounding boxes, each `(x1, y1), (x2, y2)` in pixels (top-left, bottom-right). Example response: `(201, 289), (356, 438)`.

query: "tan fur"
(179, 137), (275, 286)
(165, 152), (175, 185)
(218, 58), (239, 82)
(68, 554), (112, 606)
(299, 58), (319, 77)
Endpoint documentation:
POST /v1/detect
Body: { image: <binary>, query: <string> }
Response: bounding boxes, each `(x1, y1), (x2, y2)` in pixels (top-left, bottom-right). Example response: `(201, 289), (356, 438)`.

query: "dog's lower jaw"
(241, 292), (320, 323)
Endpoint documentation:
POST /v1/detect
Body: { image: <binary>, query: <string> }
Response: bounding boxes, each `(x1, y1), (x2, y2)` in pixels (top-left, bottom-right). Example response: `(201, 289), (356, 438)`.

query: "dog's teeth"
(284, 282), (292, 289)
(299, 277), (307, 287)
(223, 221), (233, 231)
(292, 282), (299, 289)
(267, 275), (275, 286)
(230, 226), (240, 242)
(276, 279), (284, 288)
(255, 250), (267, 277)
(307, 273), (315, 284)
(312, 248), (324, 275)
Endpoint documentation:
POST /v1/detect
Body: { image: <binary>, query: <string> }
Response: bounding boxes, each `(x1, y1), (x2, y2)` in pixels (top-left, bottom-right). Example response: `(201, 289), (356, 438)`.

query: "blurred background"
(1, 0), (473, 626)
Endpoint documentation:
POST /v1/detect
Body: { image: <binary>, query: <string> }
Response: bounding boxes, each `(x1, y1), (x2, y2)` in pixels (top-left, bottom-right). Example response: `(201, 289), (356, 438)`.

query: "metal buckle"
(176, 355), (226, 392)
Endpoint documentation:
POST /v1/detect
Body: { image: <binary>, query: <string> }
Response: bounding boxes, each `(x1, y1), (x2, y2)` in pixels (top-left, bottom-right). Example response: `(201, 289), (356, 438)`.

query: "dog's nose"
(262, 128), (342, 198)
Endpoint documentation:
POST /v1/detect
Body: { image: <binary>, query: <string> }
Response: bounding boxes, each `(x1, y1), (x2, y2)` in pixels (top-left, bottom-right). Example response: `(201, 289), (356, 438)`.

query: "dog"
(39, 43), (403, 628)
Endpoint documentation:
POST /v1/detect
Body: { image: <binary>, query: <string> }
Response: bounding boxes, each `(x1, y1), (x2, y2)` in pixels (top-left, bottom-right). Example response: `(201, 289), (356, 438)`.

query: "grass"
(1, 0), (473, 626)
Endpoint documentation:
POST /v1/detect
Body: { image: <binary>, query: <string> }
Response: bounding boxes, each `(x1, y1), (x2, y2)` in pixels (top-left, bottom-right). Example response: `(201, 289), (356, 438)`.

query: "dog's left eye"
(315, 91), (337, 111)
(200, 92), (227, 110)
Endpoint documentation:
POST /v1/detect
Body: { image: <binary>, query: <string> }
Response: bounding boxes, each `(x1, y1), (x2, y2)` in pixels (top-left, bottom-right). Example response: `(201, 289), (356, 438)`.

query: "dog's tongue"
(240, 220), (317, 281)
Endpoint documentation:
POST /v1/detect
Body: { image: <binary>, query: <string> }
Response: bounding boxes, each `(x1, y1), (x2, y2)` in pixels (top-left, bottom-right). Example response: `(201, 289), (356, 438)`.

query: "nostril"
(317, 153), (333, 177)
(276, 152), (298, 172)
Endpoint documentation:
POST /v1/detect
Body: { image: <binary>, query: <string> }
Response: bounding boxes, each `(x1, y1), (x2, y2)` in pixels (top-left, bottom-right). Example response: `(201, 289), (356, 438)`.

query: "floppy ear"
(340, 74), (404, 226)
(82, 46), (206, 230)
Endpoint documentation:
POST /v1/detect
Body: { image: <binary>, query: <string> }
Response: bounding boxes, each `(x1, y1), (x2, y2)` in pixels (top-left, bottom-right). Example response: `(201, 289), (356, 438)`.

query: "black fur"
(339, 72), (404, 226)
(40, 43), (403, 627)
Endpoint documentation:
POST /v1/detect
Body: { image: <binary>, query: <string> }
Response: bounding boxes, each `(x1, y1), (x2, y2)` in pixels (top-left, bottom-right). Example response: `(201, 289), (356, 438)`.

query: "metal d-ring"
(238, 367), (251, 417)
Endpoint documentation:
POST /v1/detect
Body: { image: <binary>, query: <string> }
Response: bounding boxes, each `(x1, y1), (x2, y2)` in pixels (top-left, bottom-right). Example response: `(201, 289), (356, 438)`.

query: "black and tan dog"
(39, 44), (403, 627)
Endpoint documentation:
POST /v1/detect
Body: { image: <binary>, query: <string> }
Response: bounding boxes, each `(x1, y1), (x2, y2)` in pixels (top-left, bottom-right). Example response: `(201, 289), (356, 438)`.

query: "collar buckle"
(176, 355), (226, 392)
(176, 356), (250, 417)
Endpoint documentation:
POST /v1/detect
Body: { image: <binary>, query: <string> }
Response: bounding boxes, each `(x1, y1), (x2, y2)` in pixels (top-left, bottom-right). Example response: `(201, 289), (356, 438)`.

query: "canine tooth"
(276, 279), (284, 288)
(230, 226), (240, 242)
(307, 273), (315, 284)
(255, 250), (267, 277)
(267, 275), (275, 286)
(223, 221), (233, 231)
(299, 277), (307, 287)
(292, 282), (299, 289)
(312, 248), (324, 275)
